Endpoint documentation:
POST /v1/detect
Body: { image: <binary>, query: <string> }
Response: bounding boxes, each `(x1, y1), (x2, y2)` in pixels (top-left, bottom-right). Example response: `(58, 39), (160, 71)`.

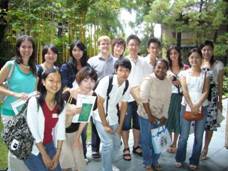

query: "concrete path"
(85, 99), (228, 171)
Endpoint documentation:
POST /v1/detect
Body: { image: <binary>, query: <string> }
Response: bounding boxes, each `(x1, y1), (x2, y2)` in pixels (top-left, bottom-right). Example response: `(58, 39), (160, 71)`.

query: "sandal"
(200, 149), (208, 160)
(145, 165), (154, 171)
(152, 164), (162, 171)
(167, 145), (176, 153)
(175, 162), (182, 168)
(123, 148), (131, 161)
(133, 146), (142, 156)
(189, 164), (197, 170)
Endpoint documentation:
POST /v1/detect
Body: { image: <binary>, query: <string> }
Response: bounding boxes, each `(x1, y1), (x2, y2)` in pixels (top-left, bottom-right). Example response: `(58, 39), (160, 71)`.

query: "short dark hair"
(42, 44), (58, 62)
(112, 38), (126, 56)
(76, 66), (98, 84)
(147, 37), (161, 48)
(127, 34), (141, 44)
(188, 48), (202, 59)
(114, 58), (132, 71)
(154, 59), (169, 70)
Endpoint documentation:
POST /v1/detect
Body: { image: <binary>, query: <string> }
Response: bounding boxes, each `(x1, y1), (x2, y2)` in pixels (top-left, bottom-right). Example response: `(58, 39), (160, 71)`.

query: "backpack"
(2, 98), (37, 160)
(0, 60), (15, 104)
(94, 75), (129, 116)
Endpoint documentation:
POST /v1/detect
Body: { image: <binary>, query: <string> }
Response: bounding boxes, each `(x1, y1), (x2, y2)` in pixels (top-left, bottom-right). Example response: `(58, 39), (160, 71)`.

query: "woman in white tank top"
(175, 48), (209, 170)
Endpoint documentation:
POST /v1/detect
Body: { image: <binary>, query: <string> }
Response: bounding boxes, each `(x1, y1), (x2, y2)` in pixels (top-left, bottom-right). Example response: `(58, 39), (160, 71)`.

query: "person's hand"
(74, 138), (82, 149)
(159, 117), (167, 125)
(148, 115), (157, 124)
(116, 126), (122, 137)
(191, 104), (201, 115)
(14, 92), (29, 101)
(74, 107), (81, 114)
(103, 125), (113, 134)
(172, 80), (180, 87)
(41, 153), (53, 169)
(50, 153), (60, 170)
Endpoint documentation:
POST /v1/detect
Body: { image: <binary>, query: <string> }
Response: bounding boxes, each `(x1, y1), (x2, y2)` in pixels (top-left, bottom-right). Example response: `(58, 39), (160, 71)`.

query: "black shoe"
(92, 151), (101, 159)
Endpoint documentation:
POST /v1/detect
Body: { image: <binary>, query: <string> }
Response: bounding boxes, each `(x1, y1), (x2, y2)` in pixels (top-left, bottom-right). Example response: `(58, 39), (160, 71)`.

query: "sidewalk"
(85, 99), (228, 171)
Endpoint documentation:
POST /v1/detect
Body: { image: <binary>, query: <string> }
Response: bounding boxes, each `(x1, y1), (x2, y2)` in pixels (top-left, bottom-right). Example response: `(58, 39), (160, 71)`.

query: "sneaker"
(92, 151), (101, 159)
(112, 165), (120, 171)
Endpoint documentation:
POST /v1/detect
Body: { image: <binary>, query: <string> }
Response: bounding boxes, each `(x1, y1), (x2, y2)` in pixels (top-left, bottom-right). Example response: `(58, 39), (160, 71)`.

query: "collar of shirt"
(112, 74), (125, 88)
(98, 53), (113, 62)
(128, 55), (140, 64)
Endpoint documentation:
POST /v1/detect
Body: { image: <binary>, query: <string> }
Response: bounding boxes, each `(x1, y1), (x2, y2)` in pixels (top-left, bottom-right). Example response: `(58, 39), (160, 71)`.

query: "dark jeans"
(91, 118), (100, 152)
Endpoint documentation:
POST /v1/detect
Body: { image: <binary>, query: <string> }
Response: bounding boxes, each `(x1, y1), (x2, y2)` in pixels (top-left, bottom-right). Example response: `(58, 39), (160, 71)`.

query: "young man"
(122, 34), (151, 161)
(143, 37), (161, 72)
(93, 58), (131, 171)
(88, 35), (116, 159)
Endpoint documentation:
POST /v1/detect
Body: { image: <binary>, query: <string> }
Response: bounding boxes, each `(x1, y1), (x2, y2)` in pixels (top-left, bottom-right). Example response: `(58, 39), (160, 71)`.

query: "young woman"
(138, 59), (172, 171)
(200, 40), (224, 160)
(0, 35), (37, 171)
(37, 44), (58, 91)
(175, 48), (209, 170)
(111, 38), (126, 59)
(24, 67), (65, 171)
(166, 46), (184, 153)
(60, 66), (97, 171)
(61, 40), (89, 88)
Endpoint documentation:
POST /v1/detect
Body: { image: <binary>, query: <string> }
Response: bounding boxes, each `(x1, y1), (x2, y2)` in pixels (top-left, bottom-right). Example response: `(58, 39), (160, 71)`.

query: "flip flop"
(133, 146), (142, 156)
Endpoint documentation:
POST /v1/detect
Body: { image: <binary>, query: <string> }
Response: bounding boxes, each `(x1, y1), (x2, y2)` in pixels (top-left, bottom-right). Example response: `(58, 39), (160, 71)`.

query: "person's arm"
(51, 140), (63, 170)
(143, 103), (157, 124)
(180, 76), (194, 110)
(116, 101), (127, 136)
(74, 123), (87, 148)
(217, 69), (224, 111)
(36, 142), (53, 169)
(0, 62), (28, 100)
(97, 95), (112, 133)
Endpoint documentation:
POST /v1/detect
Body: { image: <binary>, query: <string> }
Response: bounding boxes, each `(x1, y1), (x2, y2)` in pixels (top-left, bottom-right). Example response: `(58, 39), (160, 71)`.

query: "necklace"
(21, 63), (30, 69)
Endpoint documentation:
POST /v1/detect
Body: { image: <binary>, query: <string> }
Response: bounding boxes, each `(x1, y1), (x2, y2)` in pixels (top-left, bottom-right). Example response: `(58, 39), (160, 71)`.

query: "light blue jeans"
(175, 105), (207, 166)
(93, 119), (121, 171)
(138, 116), (160, 167)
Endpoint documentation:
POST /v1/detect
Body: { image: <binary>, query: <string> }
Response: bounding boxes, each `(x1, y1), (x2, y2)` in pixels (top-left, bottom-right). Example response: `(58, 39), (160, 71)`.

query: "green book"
(78, 103), (93, 122)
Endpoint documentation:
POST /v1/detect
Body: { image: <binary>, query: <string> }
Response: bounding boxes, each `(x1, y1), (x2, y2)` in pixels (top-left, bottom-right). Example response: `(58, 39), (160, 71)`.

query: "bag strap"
(7, 60), (15, 80)
(123, 80), (129, 96)
(202, 71), (207, 93)
(105, 75), (113, 116)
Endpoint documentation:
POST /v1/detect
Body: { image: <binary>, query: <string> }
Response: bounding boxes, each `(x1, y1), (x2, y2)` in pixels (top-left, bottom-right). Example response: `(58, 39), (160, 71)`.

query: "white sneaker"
(112, 165), (120, 171)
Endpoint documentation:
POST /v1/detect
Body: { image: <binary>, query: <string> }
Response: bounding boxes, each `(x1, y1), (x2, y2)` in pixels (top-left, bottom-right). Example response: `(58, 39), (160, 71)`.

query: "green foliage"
(214, 33), (228, 57)
(224, 76), (228, 98)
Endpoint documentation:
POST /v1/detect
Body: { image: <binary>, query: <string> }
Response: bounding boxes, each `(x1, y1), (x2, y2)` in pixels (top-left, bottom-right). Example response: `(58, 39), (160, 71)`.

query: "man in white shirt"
(143, 37), (161, 72)
(93, 58), (131, 171)
(122, 35), (151, 161)
(88, 35), (116, 159)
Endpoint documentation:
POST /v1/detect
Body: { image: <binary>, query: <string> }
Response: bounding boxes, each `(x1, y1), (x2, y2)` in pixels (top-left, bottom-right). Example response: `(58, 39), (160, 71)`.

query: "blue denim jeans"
(24, 141), (61, 171)
(122, 101), (140, 130)
(138, 116), (160, 167)
(93, 119), (121, 171)
(175, 105), (207, 166)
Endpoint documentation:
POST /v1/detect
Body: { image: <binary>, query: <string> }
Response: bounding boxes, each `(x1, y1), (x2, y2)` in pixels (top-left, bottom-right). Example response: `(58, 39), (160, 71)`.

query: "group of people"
(0, 34), (225, 171)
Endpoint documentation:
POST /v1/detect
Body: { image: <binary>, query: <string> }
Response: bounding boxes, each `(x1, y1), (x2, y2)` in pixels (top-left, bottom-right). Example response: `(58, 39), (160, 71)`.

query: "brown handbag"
(183, 72), (206, 121)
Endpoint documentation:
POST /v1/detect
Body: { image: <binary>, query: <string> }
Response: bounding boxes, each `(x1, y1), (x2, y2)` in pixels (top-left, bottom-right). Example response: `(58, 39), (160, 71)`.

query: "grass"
(0, 119), (8, 169)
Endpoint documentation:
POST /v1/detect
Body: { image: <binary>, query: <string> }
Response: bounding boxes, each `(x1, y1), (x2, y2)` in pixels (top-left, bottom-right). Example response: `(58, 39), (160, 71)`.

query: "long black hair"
(15, 35), (37, 75)
(167, 46), (183, 69)
(199, 40), (215, 65)
(38, 67), (64, 114)
(42, 44), (58, 63)
(68, 40), (88, 71)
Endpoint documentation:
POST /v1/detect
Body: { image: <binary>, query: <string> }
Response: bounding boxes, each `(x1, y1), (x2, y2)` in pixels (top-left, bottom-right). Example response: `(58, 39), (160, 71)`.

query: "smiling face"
(154, 61), (168, 80)
(147, 42), (160, 58)
(188, 51), (202, 68)
(79, 77), (96, 93)
(169, 49), (180, 63)
(42, 72), (61, 95)
(72, 46), (84, 61)
(98, 39), (110, 55)
(116, 66), (130, 84)
(19, 40), (33, 61)
(201, 45), (213, 61)
(44, 48), (57, 65)
(127, 39), (139, 57)
(113, 43), (125, 58)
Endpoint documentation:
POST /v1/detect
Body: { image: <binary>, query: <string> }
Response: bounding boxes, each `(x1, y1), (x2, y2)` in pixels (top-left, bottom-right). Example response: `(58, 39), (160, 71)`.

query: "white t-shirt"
(93, 75), (130, 125)
(127, 56), (151, 102)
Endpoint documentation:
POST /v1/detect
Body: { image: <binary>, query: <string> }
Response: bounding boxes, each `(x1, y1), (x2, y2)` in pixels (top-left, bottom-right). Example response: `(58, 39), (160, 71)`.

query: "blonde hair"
(97, 35), (111, 45)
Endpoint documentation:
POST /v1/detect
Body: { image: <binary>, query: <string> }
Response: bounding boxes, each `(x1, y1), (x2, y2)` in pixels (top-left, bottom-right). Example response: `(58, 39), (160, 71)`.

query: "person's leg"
(132, 101), (142, 155)
(94, 119), (113, 171)
(189, 107), (207, 166)
(122, 102), (133, 160)
(175, 106), (191, 164)
(81, 125), (88, 159)
(24, 153), (48, 171)
(91, 118), (101, 158)
(111, 125), (121, 162)
(201, 130), (213, 160)
(138, 116), (153, 168)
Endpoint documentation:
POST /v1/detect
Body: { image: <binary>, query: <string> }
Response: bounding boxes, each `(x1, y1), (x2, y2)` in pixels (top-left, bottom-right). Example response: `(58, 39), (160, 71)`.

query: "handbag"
(2, 99), (34, 160)
(183, 72), (206, 121)
(65, 95), (74, 127)
(151, 126), (171, 154)
(0, 60), (15, 104)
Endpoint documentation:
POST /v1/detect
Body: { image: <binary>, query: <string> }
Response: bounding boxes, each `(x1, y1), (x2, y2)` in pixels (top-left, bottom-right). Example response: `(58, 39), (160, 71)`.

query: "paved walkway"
(85, 99), (228, 171)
